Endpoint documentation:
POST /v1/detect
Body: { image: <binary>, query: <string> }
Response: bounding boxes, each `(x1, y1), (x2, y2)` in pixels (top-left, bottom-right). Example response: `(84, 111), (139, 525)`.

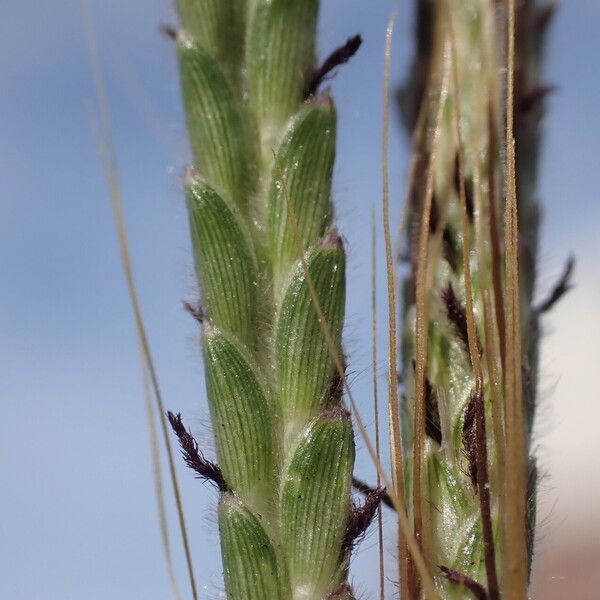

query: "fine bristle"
(167, 412), (229, 492)
(343, 488), (385, 554)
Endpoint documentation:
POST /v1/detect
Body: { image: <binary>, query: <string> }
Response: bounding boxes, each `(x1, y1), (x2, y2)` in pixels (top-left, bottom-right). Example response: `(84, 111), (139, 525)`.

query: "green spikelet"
(281, 409), (354, 598)
(275, 237), (345, 447)
(268, 99), (336, 289)
(203, 325), (276, 516)
(178, 36), (253, 208)
(186, 178), (258, 346)
(219, 494), (285, 600)
(176, 0), (245, 81)
(247, 0), (319, 157)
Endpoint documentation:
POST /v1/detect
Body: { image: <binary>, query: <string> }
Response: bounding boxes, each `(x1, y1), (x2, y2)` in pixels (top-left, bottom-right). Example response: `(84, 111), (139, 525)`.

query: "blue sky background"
(1, 1), (599, 598)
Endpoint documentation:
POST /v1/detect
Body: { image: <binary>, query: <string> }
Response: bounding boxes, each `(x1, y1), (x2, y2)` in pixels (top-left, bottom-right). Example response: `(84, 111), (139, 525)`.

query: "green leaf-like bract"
(247, 0), (319, 156)
(176, 0), (245, 81)
(187, 179), (258, 348)
(268, 99), (336, 286)
(282, 410), (354, 598)
(203, 328), (276, 515)
(219, 494), (284, 600)
(275, 238), (345, 447)
(179, 39), (253, 208)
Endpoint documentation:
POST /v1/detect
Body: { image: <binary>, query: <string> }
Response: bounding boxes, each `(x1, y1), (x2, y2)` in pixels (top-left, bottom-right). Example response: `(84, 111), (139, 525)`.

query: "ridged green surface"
(281, 411), (354, 599)
(203, 328), (276, 516)
(187, 180), (258, 347)
(179, 40), (253, 208)
(176, 0), (245, 81)
(268, 101), (336, 284)
(247, 0), (319, 156)
(219, 494), (284, 600)
(276, 242), (345, 446)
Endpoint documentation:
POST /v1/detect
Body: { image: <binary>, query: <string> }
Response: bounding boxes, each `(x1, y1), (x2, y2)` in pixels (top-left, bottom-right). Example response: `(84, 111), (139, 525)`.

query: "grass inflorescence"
(168, 1), (372, 598)
(91, 1), (567, 597)
(395, 0), (566, 597)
